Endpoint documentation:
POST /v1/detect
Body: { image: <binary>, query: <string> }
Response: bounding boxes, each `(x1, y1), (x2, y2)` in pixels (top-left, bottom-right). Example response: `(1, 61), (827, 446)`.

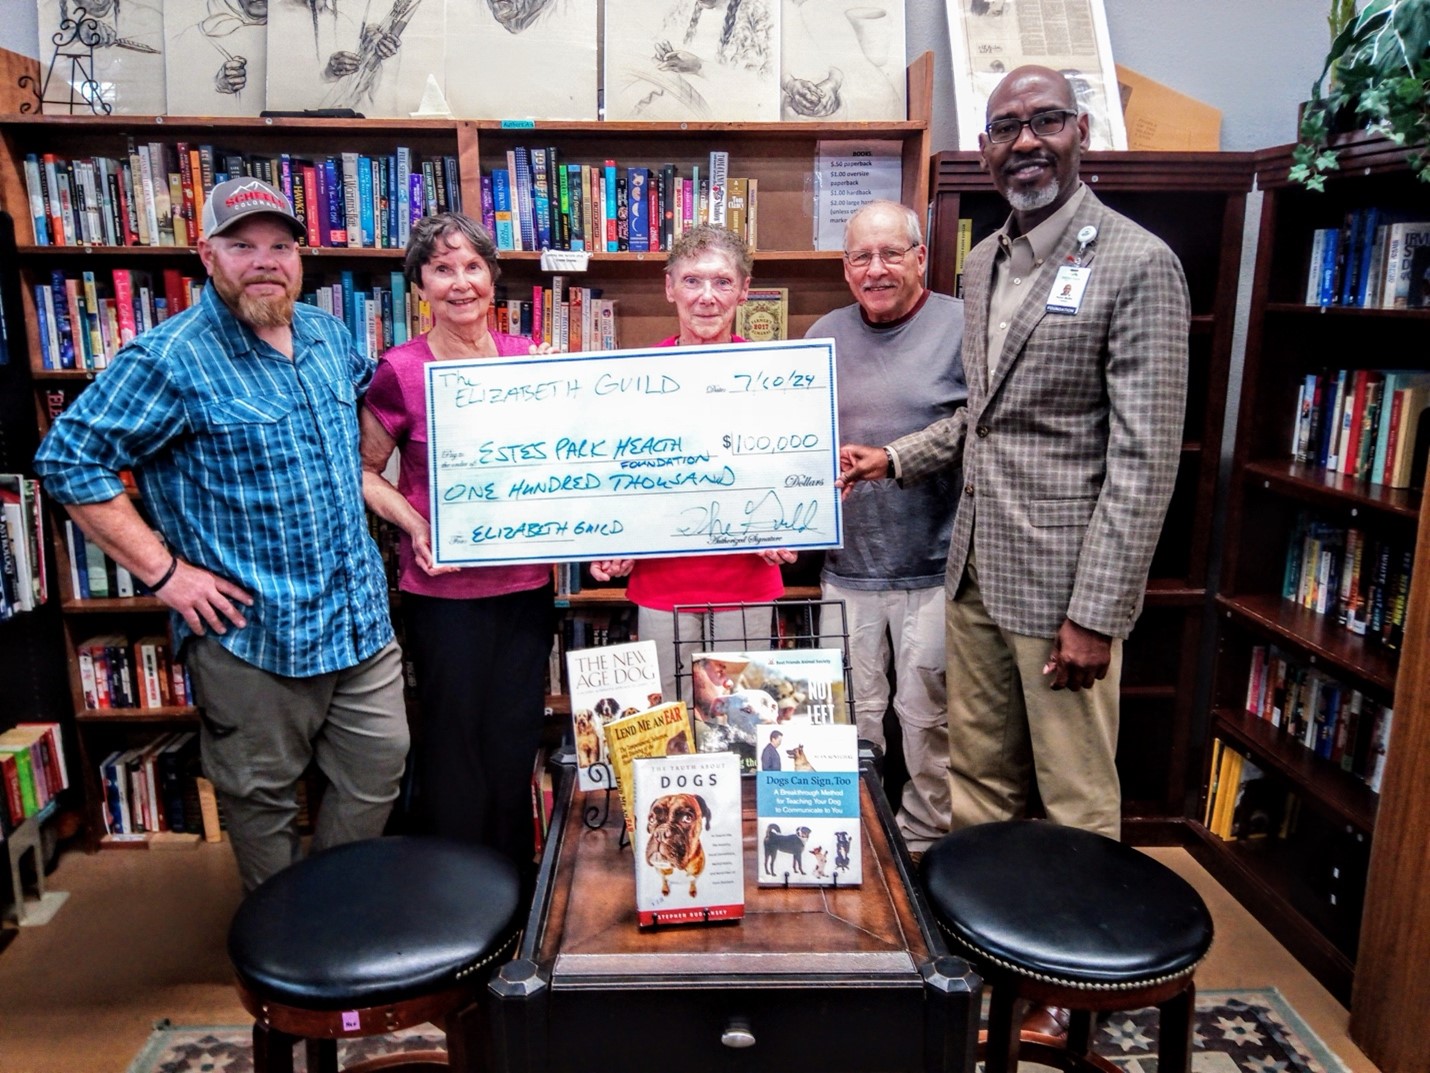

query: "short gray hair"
(666, 223), (753, 279)
(404, 212), (501, 288)
(844, 200), (922, 248)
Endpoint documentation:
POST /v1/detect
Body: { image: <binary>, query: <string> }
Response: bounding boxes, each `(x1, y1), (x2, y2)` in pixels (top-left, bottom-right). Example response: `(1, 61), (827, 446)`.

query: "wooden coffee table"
(489, 759), (980, 1072)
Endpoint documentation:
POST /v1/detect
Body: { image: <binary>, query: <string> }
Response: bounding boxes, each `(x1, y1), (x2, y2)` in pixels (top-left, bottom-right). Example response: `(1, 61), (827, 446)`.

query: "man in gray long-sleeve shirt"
(809, 200), (967, 852)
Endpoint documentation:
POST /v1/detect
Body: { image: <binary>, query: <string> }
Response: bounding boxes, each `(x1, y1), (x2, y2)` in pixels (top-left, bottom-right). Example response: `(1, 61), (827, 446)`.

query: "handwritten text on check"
(425, 339), (843, 566)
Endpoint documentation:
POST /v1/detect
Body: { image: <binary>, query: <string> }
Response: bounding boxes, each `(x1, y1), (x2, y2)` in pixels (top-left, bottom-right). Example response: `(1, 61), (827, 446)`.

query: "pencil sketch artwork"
(444, 0), (598, 120)
(164, 0), (269, 116)
(37, 0), (167, 115)
(943, 0), (1126, 150)
(266, 0), (447, 116)
(781, 0), (904, 121)
(604, 0), (780, 122)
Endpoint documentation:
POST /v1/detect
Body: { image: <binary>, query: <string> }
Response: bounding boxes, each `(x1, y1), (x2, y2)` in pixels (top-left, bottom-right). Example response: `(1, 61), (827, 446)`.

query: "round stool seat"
(229, 836), (520, 1010)
(922, 821), (1212, 991)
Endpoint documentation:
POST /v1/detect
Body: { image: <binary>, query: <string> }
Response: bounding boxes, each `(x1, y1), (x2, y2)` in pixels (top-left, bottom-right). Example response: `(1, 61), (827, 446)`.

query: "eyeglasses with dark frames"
(984, 109), (1079, 144)
(843, 243), (920, 269)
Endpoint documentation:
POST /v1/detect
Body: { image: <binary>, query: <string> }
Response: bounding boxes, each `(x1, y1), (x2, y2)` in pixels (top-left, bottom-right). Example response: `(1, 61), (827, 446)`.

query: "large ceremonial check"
(425, 339), (843, 566)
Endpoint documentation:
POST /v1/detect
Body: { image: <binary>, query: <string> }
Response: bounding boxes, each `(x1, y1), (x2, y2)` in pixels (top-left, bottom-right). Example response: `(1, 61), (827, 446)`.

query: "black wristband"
(148, 553), (179, 592)
(884, 447), (895, 478)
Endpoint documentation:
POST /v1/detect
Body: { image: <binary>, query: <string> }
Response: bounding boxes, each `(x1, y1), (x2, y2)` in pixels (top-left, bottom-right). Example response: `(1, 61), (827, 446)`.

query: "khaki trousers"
(944, 560), (1122, 838)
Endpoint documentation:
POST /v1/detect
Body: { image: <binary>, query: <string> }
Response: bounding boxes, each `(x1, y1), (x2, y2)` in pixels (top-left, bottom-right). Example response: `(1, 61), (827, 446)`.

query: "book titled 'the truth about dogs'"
(756, 723), (861, 888)
(567, 640), (663, 792)
(631, 752), (744, 927)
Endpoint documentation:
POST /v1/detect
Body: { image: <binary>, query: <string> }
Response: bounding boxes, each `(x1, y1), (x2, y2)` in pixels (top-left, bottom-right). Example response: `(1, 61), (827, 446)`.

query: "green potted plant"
(1291, 0), (1430, 190)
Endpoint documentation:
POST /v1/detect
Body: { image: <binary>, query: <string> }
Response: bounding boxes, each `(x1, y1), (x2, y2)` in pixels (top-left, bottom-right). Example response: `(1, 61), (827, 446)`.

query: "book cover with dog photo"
(690, 649), (849, 774)
(632, 751), (744, 927)
(567, 640), (663, 791)
(756, 723), (861, 887)
(604, 700), (696, 837)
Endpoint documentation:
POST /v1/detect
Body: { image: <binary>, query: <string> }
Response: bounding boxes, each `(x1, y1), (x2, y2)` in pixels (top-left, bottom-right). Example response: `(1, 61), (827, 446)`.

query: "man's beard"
(212, 271), (300, 329)
(1007, 177), (1060, 214)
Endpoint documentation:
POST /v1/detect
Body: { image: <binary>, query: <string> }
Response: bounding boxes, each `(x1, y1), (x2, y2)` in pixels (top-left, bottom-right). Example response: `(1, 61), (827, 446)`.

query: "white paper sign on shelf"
(813, 139), (903, 250)
(425, 339), (843, 566)
(539, 250), (593, 272)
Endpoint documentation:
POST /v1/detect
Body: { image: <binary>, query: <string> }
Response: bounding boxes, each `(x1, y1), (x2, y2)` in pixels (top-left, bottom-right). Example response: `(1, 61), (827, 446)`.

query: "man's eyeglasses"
(843, 243), (919, 269)
(984, 108), (1078, 144)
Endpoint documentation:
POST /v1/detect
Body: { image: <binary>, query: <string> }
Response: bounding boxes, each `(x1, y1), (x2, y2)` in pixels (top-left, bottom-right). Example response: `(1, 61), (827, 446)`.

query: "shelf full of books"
(2, 59), (932, 852)
(1, 472), (47, 620)
(1199, 132), (1430, 1004)
(0, 723), (69, 840)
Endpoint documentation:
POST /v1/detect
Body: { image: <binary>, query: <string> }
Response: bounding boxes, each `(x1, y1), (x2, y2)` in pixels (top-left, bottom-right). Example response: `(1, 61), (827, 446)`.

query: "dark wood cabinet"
(926, 150), (1253, 827)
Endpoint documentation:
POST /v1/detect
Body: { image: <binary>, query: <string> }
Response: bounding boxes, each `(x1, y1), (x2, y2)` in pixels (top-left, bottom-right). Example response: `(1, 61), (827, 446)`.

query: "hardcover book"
(632, 751), (744, 926)
(689, 649), (849, 773)
(755, 723), (861, 886)
(567, 640), (665, 792)
(604, 700), (696, 836)
(735, 287), (789, 342)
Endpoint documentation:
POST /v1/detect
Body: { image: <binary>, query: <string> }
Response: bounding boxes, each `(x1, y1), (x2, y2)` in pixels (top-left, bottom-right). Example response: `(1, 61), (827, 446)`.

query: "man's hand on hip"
(158, 559), (254, 636)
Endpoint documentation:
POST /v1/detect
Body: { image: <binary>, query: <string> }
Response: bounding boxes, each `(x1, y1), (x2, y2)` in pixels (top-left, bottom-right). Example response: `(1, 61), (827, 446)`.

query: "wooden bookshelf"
(2, 56), (933, 851)
(1201, 132), (1429, 1025)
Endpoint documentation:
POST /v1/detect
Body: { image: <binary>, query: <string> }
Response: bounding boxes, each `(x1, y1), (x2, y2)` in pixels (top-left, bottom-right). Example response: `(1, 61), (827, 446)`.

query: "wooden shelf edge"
(75, 707), (197, 723)
(97, 831), (206, 850)
(1184, 821), (1356, 1003)
(1211, 706), (1378, 831)
(61, 596), (168, 613)
(1216, 593), (1399, 693)
(1243, 459), (1422, 521)
(1264, 301), (1430, 321)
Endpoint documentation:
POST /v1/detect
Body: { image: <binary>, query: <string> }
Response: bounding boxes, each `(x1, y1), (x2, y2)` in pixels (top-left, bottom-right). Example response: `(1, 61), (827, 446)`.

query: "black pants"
(402, 585), (554, 868)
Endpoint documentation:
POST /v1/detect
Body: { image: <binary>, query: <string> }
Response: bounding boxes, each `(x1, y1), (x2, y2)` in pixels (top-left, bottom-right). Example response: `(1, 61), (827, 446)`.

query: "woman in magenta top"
(360, 212), (553, 872)
(593, 225), (794, 703)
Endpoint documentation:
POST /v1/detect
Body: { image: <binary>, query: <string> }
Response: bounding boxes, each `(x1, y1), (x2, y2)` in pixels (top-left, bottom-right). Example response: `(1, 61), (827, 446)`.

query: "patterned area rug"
(128, 989), (1350, 1073)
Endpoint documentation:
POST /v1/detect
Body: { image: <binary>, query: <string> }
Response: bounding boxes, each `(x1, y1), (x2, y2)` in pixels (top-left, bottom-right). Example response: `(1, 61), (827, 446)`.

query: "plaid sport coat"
(891, 188), (1189, 639)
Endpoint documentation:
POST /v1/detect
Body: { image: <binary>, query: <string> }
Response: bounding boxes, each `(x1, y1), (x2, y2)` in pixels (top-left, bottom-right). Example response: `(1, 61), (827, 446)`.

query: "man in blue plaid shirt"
(35, 178), (409, 892)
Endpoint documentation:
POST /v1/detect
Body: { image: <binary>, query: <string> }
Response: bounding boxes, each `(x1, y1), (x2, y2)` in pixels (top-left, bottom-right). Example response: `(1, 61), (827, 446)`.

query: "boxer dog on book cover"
(645, 792), (711, 896)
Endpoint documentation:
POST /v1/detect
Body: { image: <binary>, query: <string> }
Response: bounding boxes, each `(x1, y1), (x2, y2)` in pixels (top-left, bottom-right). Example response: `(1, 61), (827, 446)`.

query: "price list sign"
(425, 339), (843, 566)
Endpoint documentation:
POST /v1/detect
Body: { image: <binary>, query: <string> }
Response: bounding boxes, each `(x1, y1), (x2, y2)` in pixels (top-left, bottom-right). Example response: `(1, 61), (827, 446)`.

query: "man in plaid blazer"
(840, 66), (1188, 843)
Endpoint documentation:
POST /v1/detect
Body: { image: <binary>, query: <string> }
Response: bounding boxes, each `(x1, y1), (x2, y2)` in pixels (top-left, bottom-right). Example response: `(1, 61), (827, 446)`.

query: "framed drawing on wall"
(943, 0), (1126, 151)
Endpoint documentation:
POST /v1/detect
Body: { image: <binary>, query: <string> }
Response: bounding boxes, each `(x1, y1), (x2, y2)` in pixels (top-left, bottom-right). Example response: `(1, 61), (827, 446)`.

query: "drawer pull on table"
(721, 1017), (756, 1048)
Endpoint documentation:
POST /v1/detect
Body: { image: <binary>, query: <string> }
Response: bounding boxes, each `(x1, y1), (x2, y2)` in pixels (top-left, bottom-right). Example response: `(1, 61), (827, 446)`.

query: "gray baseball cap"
(202, 177), (305, 240)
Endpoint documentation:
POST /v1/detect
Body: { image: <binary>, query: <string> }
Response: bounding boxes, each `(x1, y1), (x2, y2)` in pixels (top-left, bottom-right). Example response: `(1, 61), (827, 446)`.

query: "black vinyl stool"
(228, 836), (521, 1073)
(921, 821), (1213, 1073)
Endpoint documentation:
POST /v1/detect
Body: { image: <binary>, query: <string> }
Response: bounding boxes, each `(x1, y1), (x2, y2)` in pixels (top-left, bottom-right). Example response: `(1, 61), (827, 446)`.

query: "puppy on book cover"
(632, 752), (744, 926)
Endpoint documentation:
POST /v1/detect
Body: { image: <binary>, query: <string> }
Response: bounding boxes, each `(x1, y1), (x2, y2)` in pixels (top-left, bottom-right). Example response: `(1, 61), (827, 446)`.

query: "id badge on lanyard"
(1046, 225), (1097, 316)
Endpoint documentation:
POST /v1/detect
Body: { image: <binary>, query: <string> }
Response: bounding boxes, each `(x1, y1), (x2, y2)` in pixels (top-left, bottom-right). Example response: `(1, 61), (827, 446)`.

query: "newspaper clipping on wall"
(944, 0), (1127, 151)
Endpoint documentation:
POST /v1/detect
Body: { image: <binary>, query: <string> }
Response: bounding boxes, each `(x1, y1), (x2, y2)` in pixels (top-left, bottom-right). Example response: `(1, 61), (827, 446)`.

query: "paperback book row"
(0, 723), (68, 836)
(1242, 644), (1394, 792)
(77, 634), (194, 712)
(485, 149), (757, 254)
(33, 267), (202, 371)
(98, 731), (231, 841)
(1201, 741), (1304, 843)
(0, 473), (47, 619)
(33, 262), (628, 372)
(1282, 511), (1413, 650)
(1291, 367), (1430, 488)
(501, 278), (619, 352)
(62, 519), (162, 601)
(21, 144), (463, 250)
(1303, 214), (1430, 309)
